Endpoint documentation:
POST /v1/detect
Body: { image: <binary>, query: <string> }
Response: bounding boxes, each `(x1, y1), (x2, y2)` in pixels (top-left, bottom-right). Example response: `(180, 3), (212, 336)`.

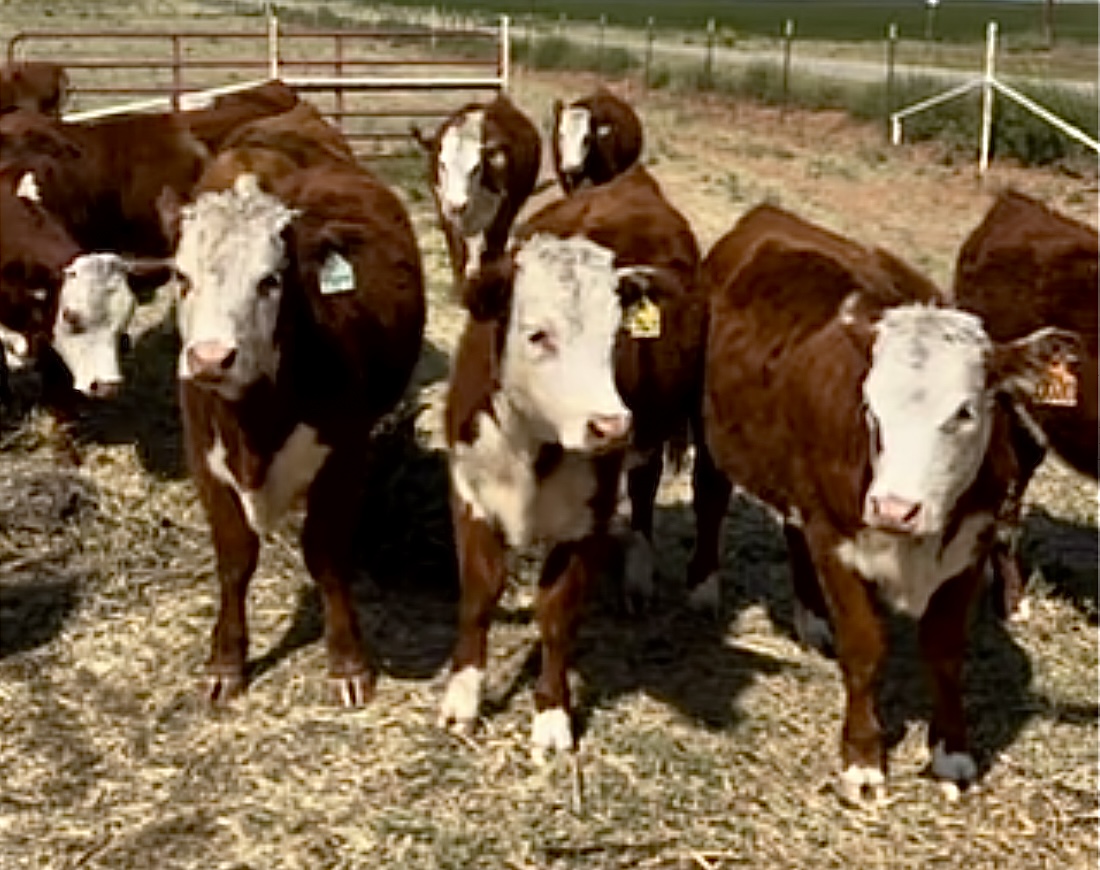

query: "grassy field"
(0, 2), (1098, 869)
(374, 0), (1100, 43)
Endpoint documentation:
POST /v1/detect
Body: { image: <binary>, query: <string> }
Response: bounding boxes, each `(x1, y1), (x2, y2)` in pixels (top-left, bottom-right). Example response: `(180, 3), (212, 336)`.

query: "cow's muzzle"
(186, 341), (238, 383)
(584, 411), (633, 451)
(865, 494), (923, 533)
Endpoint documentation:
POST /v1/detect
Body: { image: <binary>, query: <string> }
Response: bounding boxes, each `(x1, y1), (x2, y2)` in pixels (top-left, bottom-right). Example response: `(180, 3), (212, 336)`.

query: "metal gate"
(5, 12), (509, 151)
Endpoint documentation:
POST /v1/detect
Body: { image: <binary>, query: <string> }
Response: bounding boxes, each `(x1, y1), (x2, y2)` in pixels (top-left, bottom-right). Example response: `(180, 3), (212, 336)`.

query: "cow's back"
(954, 191), (1098, 476)
(183, 80), (299, 151)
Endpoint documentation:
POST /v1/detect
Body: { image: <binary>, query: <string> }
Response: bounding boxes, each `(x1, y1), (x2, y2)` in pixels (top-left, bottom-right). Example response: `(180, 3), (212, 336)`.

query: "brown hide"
(0, 108), (207, 257)
(181, 80), (299, 151)
(220, 101), (356, 168)
(954, 190), (1098, 477)
(0, 172), (77, 347)
(0, 62), (68, 116)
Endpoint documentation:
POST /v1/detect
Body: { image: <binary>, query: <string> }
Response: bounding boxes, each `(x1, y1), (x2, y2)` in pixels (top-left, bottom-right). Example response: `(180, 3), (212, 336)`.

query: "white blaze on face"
(557, 106), (592, 173)
(501, 235), (631, 451)
(53, 253), (137, 396)
(435, 110), (501, 235)
(175, 174), (293, 400)
(862, 306), (995, 535)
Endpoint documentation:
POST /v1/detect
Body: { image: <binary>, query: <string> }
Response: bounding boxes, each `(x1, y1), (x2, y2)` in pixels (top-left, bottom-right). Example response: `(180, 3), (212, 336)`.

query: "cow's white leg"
(439, 666), (483, 733)
(531, 707), (573, 763)
(836, 764), (887, 805)
(931, 741), (977, 784)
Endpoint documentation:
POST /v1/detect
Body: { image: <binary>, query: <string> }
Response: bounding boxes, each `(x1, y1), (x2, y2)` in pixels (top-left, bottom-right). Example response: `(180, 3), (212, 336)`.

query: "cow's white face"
(174, 174), (294, 401)
(53, 253), (136, 397)
(501, 235), (632, 451)
(861, 306), (995, 535)
(435, 110), (502, 235)
(557, 107), (591, 173)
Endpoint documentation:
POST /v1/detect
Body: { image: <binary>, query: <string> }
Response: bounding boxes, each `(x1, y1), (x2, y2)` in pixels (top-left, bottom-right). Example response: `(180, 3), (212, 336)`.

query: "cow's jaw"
(861, 306), (994, 536)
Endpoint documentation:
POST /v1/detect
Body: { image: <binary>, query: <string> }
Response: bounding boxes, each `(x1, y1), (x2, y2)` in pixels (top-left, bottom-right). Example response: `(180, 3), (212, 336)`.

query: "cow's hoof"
(622, 531), (655, 614)
(204, 671), (246, 706)
(531, 707), (573, 763)
(793, 599), (834, 655)
(331, 672), (375, 708)
(836, 765), (887, 806)
(438, 666), (483, 732)
(687, 572), (721, 614)
(931, 742), (976, 791)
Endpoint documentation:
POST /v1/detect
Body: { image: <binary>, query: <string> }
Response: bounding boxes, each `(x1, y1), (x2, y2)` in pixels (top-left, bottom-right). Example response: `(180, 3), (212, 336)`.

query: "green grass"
(373, 0), (1099, 44)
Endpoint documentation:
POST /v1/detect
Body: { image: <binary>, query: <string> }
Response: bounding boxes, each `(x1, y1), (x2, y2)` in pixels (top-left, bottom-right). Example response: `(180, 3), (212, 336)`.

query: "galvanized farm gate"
(4, 10), (510, 151)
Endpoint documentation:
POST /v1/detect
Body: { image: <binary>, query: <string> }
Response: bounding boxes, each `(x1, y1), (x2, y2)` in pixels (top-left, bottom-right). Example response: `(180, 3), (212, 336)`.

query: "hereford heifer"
(0, 61), (68, 116)
(439, 165), (714, 755)
(169, 164), (424, 704)
(953, 190), (1097, 616)
(702, 205), (1075, 802)
(413, 94), (541, 285)
(551, 87), (643, 194)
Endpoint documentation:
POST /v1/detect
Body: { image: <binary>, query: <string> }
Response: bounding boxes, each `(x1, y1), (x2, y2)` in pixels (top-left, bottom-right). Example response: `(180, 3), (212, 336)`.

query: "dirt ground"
(1, 5), (1098, 868)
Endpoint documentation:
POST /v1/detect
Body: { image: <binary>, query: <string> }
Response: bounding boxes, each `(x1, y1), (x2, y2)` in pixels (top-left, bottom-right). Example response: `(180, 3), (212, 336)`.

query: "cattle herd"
(0, 60), (1096, 807)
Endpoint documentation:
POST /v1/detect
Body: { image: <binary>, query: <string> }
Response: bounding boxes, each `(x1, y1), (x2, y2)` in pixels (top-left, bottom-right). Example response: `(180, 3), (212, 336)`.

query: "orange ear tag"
(1035, 357), (1078, 407)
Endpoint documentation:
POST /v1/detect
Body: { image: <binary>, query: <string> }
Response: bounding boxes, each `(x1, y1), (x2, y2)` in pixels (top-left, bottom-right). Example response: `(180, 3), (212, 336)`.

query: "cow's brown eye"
(257, 273), (281, 297)
(528, 329), (555, 353)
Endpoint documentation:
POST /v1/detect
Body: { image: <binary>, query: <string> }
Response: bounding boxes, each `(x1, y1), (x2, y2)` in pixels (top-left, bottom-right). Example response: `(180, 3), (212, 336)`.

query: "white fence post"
(500, 15), (510, 92)
(978, 21), (997, 175)
(267, 3), (280, 80)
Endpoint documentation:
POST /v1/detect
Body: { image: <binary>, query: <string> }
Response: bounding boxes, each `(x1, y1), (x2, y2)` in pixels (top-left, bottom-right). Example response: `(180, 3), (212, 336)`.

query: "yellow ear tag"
(320, 252), (356, 295)
(624, 296), (661, 339)
(1035, 357), (1078, 407)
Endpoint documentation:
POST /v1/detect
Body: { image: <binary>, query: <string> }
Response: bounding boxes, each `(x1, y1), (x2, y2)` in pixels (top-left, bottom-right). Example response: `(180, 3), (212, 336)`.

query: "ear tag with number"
(624, 296), (661, 339)
(1035, 357), (1078, 407)
(319, 252), (356, 295)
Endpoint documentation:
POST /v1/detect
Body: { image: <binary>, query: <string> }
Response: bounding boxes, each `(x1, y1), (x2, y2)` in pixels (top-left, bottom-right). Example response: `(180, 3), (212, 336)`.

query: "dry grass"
(0, 3), (1097, 868)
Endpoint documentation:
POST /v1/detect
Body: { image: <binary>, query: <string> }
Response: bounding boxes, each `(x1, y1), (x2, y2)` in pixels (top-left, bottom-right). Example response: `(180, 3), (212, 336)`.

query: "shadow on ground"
(1022, 506), (1098, 622)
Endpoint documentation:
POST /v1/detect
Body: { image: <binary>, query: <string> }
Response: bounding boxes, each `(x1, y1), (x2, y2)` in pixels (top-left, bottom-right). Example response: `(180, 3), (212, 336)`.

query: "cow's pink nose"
(186, 341), (237, 380)
(867, 495), (922, 531)
(586, 412), (632, 446)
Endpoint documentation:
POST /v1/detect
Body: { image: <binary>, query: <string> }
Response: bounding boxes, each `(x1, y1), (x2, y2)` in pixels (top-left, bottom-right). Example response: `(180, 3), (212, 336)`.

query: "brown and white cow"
(953, 190), (1097, 616)
(551, 87), (643, 195)
(413, 94), (541, 285)
(440, 165), (713, 755)
(166, 154), (424, 704)
(702, 204), (1075, 802)
(0, 62), (68, 116)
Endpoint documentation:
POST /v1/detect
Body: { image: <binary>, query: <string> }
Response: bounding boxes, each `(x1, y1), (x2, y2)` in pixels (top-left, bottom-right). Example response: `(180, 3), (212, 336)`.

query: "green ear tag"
(1035, 357), (1078, 407)
(624, 296), (661, 339)
(320, 252), (356, 295)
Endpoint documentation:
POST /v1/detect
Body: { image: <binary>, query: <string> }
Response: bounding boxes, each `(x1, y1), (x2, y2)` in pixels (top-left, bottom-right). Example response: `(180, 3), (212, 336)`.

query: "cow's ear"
(989, 327), (1082, 403)
(485, 142), (508, 172)
(463, 255), (514, 321)
(838, 291), (878, 348)
(156, 186), (185, 248)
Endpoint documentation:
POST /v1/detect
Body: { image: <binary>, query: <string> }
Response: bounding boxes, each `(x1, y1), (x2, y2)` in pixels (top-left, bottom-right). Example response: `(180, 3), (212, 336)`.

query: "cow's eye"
(257, 273), (281, 297)
(528, 329), (556, 353)
(175, 272), (192, 299)
(946, 400), (978, 431)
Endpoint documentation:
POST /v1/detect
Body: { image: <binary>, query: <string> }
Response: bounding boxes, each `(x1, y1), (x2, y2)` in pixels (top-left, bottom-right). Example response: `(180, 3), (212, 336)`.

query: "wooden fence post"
(644, 16), (654, 91)
(704, 18), (715, 90)
(781, 19), (794, 113)
(885, 22), (898, 138)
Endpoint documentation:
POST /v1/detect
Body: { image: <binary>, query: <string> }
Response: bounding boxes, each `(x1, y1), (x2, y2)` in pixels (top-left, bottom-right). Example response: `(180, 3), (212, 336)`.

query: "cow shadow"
(648, 492), (1076, 779)
(0, 575), (80, 658)
(1021, 506), (1098, 622)
(63, 312), (186, 479)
